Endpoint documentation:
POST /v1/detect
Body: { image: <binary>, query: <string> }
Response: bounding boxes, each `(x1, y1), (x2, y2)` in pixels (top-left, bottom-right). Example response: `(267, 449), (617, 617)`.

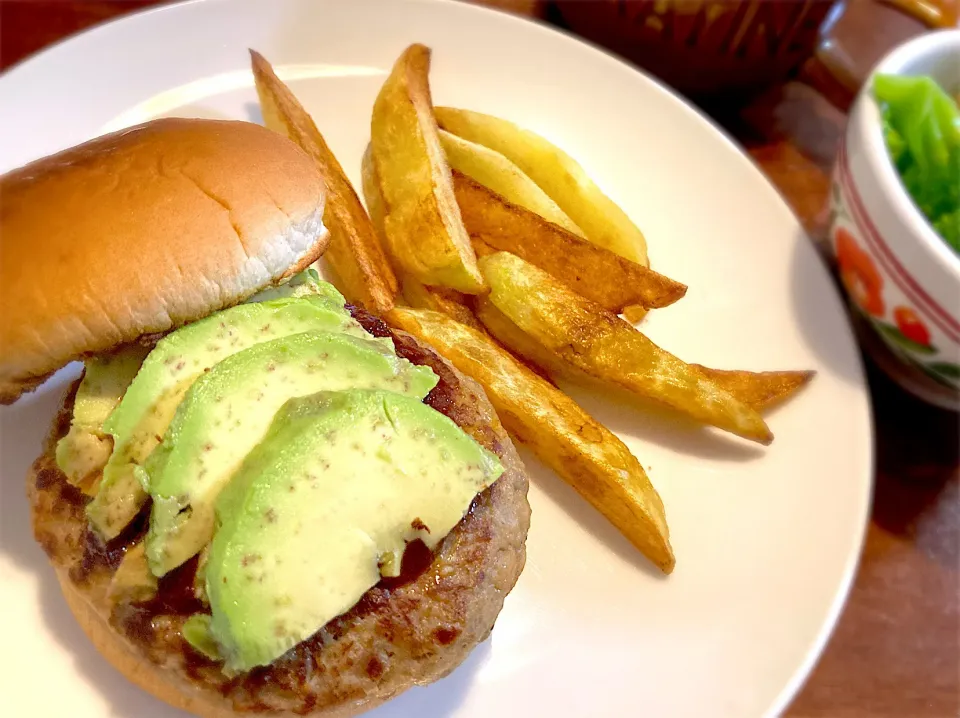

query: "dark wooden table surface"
(1, 1), (957, 716)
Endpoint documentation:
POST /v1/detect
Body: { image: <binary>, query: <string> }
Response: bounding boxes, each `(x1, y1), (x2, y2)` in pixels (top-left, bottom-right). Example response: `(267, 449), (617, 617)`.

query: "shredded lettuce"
(874, 74), (960, 254)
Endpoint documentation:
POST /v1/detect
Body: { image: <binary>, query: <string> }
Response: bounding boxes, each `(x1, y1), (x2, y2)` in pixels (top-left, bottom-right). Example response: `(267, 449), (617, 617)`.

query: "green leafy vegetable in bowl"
(874, 73), (960, 254)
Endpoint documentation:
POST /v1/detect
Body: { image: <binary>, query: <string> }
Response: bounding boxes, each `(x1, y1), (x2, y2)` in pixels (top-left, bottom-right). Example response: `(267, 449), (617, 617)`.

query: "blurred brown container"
(553, 0), (844, 97)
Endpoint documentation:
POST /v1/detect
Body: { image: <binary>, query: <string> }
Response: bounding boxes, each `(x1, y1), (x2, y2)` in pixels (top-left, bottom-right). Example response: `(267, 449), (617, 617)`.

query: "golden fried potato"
(478, 252), (773, 444)
(250, 51), (398, 314)
(470, 236), (496, 258)
(476, 297), (563, 361)
(371, 45), (484, 294)
(453, 171), (685, 314)
(476, 301), (813, 413)
(360, 143), (386, 237)
(693, 366), (815, 412)
(387, 307), (674, 573)
(622, 305), (649, 324)
(435, 107), (649, 267)
(439, 130), (582, 235)
(398, 274), (553, 382)
(362, 144), (483, 332)
(400, 275), (482, 331)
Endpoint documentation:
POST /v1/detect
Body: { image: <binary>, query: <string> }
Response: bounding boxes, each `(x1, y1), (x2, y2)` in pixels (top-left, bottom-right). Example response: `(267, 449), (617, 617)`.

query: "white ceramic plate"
(0, 1), (873, 716)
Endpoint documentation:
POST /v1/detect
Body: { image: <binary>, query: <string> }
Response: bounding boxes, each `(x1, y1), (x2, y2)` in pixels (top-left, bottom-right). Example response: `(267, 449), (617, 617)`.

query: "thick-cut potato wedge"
(250, 51), (398, 314)
(387, 307), (674, 573)
(693, 366), (815, 411)
(400, 275), (481, 331)
(361, 143), (386, 237)
(478, 252), (773, 444)
(453, 171), (685, 313)
(370, 45), (484, 294)
(362, 145), (483, 332)
(436, 106), (650, 320)
(475, 296), (559, 360)
(435, 107), (649, 267)
(476, 301), (813, 413)
(439, 131), (583, 236)
(622, 305), (649, 324)
(398, 274), (554, 383)
(470, 237), (496, 258)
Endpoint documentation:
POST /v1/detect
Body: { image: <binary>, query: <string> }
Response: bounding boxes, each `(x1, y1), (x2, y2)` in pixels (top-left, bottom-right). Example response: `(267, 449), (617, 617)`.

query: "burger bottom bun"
(60, 571), (266, 718)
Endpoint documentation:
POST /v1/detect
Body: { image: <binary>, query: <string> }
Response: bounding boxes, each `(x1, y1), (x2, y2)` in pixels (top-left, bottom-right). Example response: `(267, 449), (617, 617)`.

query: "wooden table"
(1, 1), (957, 715)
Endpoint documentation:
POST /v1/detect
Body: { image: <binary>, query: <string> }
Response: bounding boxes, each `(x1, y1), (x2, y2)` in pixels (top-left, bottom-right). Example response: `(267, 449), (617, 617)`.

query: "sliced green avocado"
(246, 268), (346, 305)
(62, 271), (338, 491)
(203, 389), (503, 672)
(182, 614), (220, 660)
(56, 345), (149, 488)
(87, 297), (367, 539)
(144, 333), (438, 577)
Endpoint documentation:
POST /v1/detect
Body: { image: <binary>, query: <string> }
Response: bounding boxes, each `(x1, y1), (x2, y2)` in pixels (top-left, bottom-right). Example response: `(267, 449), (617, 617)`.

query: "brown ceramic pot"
(553, 0), (844, 97)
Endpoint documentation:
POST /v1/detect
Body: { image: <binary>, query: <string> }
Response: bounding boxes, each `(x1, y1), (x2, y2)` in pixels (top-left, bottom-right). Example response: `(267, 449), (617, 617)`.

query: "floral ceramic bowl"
(829, 29), (960, 410)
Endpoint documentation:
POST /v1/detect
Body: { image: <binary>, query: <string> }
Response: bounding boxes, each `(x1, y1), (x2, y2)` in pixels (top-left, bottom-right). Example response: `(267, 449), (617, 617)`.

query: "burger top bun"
(0, 118), (329, 403)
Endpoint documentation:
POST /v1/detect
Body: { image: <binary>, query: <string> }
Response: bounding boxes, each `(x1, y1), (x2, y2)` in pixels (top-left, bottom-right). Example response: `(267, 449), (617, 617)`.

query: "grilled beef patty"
(28, 308), (531, 715)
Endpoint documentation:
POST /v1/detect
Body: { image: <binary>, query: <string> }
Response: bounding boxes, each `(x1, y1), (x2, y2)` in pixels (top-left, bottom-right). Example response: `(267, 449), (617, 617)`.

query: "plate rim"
(0, 0), (876, 715)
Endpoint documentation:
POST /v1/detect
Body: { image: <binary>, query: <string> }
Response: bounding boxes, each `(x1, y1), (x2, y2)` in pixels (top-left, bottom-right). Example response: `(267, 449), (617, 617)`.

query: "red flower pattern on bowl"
(834, 227), (885, 317)
(893, 306), (931, 347)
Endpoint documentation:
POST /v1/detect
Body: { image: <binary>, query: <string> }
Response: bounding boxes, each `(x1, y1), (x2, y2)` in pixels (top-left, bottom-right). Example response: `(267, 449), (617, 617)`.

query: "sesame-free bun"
(0, 118), (329, 403)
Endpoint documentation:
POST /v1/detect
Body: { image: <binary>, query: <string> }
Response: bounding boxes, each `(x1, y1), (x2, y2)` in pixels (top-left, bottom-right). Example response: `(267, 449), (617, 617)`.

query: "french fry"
(439, 130), (583, 235)
(478, 252), (773, 444)
(435, 107), (649, 267)
(475, 301), (813, 413)
(363, 141), (482, 332)
(370, 45), (485, 294)
(250, 50), (398, 314)
(398, 274), (554, 382)
(453, 171), (686, 313)
(622, 305), (649, 324)
(693, 366), (815, 411)
(362, 139), (484, 335)
(470, 237), (496, 258)
(387, 307), (675, 573)
(400, 275), (482, 331)
(436, 107), (651, 320)
(360, 143), (386, 238)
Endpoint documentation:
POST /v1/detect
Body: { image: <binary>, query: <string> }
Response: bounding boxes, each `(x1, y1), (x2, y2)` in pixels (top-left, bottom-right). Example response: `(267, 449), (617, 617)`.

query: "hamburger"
(1, 118), (531, 716)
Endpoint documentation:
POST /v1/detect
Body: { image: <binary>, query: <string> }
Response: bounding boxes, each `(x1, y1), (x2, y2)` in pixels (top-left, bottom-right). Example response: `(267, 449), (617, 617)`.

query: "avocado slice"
(144, 332), (438, 577)
(182, 614), (220, 660)
(88, 296), (367, 539)
(246, 268), (345, 305)
(61, 271), (338, 493)
(203, 389), (503, 672)
(55, 345), (149, 491)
